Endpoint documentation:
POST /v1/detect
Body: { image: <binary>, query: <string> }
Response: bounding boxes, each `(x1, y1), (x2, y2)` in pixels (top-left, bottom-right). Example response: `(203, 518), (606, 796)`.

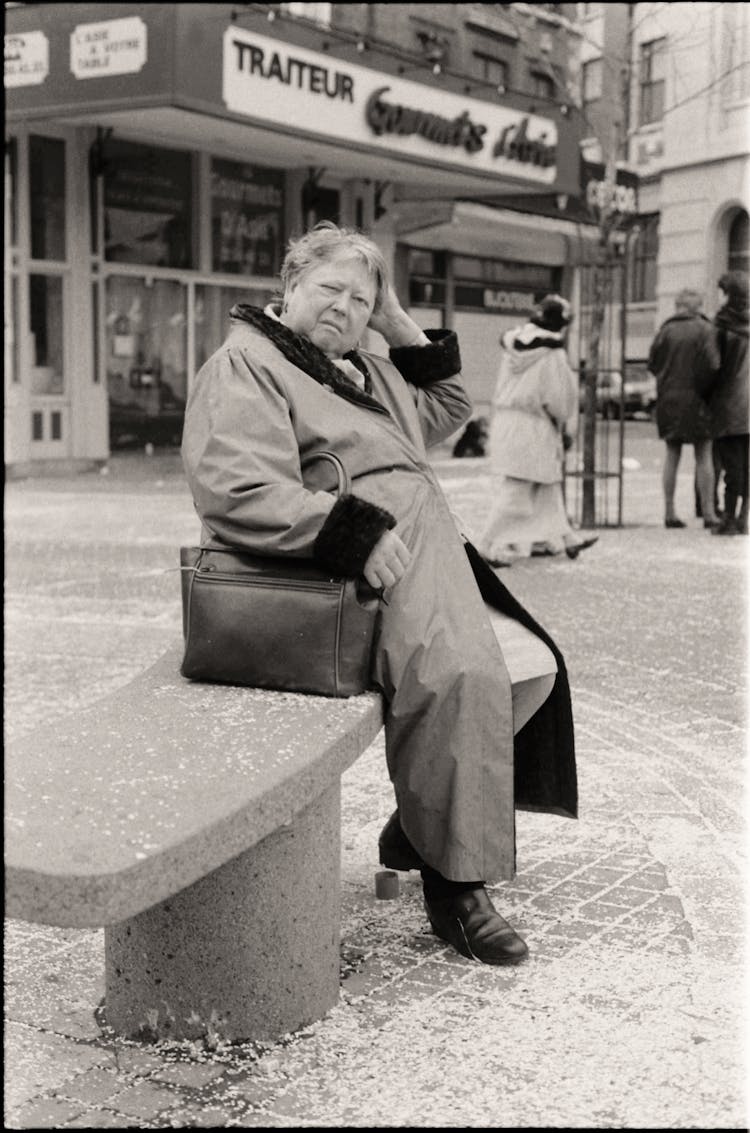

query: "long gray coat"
(183, 312), (519, 881)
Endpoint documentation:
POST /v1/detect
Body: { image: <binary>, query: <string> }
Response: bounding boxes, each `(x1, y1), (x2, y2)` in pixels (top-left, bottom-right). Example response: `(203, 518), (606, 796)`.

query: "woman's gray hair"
(280, 221), (389, 313)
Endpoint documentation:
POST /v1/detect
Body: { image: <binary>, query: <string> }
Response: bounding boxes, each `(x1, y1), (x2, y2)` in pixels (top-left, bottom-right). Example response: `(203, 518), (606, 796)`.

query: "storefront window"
(408, 249), (556, 316)
(211, 158), (284, 276)
(106, 276), (187, 447)
(195, 284), (275, 370)
(29, 274), (64, 394)
(29, 135), (65, 261)
(453, 256), (554, 289)
(408, 249), (447, 308)
(302, 182), (340, 228)
(103, 139), (193, 268)
(408, 250), (445, 277)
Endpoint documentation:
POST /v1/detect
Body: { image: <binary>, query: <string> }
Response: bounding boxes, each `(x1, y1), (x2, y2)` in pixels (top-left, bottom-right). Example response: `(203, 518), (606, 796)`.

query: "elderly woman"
(182, 222), (577, 966)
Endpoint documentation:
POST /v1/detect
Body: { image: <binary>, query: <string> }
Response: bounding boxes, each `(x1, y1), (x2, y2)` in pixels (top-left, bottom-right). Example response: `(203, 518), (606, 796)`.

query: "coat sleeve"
(647, 328), (665, 377)
(388, 330), (473, 447)
(181, 345), (395, 574)
(540, 351), (578, 434)
(694, 323), (721, 398)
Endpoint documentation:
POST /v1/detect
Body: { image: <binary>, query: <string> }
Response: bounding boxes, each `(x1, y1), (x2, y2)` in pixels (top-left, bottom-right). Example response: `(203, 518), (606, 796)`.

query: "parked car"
(579, 366), (657, 420)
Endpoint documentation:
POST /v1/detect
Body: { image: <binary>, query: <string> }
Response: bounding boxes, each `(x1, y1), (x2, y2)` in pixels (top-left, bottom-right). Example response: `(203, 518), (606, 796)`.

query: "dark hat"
(530, 294), (573, 333)
(718, 271), (749, 311)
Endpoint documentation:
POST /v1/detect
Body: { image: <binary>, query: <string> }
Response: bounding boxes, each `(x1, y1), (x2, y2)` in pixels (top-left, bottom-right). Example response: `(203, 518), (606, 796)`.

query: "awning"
(392, 200), (598, 264)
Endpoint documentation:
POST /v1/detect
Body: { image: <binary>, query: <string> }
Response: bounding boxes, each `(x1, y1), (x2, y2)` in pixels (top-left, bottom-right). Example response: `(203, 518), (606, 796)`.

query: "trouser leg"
(663, 441), (682, 520)
(694, 440), (718, 523)
(713, 442), (723, 514)
(715, 435), (748, 527)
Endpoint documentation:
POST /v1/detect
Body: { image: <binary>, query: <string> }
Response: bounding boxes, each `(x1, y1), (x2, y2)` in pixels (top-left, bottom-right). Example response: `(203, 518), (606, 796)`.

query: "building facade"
(575, 1), (749, 362)
(4, 1), (587, 472)
(628, 1), (749, 329)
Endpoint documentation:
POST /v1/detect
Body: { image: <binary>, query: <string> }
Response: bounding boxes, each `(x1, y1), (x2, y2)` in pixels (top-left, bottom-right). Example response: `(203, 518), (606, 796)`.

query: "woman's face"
(282, 255), (377, 357)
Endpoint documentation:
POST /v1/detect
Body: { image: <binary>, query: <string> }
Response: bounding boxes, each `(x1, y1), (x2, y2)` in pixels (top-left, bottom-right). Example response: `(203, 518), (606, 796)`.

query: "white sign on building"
(4, 31), (49, 88)
(223, 26), (559, 186)
(70, 16), (147, 80)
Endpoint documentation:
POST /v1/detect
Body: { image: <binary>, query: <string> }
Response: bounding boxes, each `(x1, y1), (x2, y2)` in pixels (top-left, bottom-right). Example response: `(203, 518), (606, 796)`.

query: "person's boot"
(712, 491), (739, 535)
(737, 497), (748, 535)
(378, 810), (423, 871)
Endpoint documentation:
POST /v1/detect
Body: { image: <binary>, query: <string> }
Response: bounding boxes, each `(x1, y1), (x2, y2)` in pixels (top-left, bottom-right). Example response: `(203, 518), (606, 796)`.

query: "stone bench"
(6, 611), (556, 1046)
(5, 643), (383, 1044)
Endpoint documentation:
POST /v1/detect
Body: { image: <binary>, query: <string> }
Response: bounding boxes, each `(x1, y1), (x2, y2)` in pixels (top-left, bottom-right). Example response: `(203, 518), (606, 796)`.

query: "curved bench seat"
(5, 643), (383, 1043)
(6, 643), (383, 928)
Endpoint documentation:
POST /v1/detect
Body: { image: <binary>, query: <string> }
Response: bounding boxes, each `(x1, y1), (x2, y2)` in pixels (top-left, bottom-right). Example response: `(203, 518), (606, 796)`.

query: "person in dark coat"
(647, 289), (720, 528)
(701, 271), (749, 535)
(182, 222), (577, 968)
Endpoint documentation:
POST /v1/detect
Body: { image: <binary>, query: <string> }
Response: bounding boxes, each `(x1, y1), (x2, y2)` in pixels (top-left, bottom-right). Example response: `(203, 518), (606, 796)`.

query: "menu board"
(211, 158), (284, 276)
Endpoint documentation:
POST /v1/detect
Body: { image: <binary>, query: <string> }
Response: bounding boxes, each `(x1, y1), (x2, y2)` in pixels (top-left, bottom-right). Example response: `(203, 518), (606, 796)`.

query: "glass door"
(105, 275), (187, 448)
(28, 134), (70, 457)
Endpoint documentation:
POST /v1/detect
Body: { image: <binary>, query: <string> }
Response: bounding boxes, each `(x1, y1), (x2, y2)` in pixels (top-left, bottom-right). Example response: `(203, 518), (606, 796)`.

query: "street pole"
(581, 135), (618, 529)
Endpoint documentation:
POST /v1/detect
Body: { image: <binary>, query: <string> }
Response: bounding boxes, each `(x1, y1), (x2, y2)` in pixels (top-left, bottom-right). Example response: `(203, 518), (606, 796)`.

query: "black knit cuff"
(389, 329), (461, 387)
(313, 494), (397, 576)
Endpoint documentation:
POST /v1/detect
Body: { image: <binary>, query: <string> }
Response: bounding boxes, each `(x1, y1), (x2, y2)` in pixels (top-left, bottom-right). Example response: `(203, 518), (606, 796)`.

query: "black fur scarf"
(230, 304), (391, 415)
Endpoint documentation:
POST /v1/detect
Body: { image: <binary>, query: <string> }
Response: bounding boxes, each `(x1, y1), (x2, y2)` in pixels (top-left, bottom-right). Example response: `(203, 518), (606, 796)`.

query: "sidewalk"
(4, 449), (748, 1129)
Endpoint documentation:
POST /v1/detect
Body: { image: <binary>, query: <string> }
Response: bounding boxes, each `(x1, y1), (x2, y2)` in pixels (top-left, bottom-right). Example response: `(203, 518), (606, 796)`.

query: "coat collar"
(715, 305), (749, 337)
(503, 322), (566, 352)
(229, 303), (391, 416)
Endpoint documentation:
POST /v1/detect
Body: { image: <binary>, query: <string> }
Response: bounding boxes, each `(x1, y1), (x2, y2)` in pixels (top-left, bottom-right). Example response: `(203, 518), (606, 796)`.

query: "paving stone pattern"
(4, 439), (747, 1129)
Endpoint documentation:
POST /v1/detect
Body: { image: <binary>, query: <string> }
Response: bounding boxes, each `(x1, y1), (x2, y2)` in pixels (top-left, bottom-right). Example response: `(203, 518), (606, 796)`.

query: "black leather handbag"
(179, 452), (381, 697)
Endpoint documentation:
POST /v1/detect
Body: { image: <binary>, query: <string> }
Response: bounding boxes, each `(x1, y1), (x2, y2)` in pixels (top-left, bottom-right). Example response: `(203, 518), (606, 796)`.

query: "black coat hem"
(464, 540), (578, 821)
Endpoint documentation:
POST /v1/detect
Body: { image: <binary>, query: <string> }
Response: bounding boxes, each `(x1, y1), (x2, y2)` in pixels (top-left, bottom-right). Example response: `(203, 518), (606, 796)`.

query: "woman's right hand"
(363, 529), (411, 590)
(367, 286), (428, 349)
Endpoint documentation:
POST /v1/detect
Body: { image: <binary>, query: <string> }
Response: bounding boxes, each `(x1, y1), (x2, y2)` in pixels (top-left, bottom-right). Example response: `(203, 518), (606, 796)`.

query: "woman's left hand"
(363, 529), (411, 590)
(368, 286), (428, 349)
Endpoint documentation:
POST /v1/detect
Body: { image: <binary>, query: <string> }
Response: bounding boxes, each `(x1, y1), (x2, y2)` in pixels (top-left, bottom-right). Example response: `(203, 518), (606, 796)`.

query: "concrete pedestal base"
(104, 784), (341, 1043)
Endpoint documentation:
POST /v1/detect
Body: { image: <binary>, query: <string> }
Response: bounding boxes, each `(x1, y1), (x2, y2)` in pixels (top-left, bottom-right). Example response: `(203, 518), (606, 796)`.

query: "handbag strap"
(300, 450), (350, 497)
(190, 451), (351, 559)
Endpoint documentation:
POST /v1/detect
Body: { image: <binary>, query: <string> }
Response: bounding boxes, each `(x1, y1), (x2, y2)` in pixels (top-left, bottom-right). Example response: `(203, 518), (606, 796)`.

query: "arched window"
(728, 210), (749, 275)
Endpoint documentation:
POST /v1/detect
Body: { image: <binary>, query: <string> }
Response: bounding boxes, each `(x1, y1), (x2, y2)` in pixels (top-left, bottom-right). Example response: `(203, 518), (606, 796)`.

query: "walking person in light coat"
(478, 295), (597, 565)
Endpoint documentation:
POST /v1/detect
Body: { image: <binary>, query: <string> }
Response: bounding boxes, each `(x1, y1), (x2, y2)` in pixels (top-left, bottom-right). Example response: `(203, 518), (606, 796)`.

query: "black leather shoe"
(424, 886), (528, 965)
(378, 810), (423, 871)
(565, 535), (599, 559)
(711, 518), (740, 535)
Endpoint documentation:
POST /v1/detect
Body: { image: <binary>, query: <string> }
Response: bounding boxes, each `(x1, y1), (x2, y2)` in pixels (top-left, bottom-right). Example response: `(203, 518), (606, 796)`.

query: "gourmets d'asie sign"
(223, 26), (559, 187)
